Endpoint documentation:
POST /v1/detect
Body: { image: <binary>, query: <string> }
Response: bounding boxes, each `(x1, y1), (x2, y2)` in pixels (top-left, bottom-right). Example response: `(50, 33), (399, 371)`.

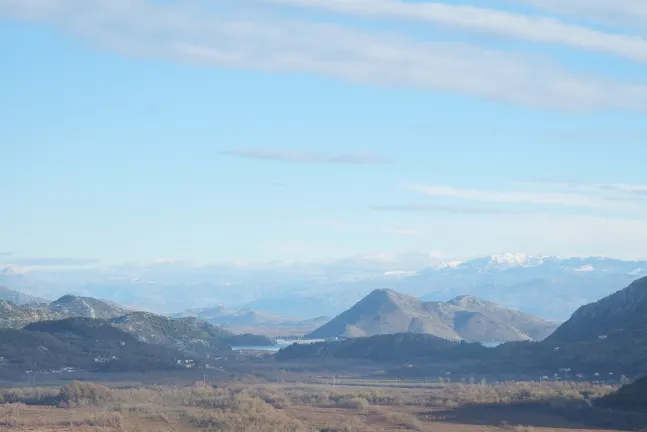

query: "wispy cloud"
(513, 0), (647, 30)
(224, 149), (388, 164)
(9, 257), (100, 267)
(1, 0), (646, 111)
(270, 0), (647, 63)
(401, 182), (645, 211)
(371, 203), (511, 215)
(523, 180), (647, 199)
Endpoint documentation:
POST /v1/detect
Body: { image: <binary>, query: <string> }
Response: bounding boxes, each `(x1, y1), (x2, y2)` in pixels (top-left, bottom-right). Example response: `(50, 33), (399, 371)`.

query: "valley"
(4, 4), (645, 429)
(1, 267), (646, 430)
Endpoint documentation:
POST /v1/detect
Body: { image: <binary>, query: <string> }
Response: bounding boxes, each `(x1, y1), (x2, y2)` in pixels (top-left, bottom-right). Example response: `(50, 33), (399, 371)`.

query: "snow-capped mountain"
(1, 253), (646, 322)
(466, 253), (546, 269)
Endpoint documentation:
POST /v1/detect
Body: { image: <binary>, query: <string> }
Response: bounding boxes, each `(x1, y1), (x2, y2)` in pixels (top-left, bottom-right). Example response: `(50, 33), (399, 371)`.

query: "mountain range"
(0, 294), (272, 357)
(280, 276), (647, 377)
(3, 253), (644, 321)
(306, 289), (557, 341)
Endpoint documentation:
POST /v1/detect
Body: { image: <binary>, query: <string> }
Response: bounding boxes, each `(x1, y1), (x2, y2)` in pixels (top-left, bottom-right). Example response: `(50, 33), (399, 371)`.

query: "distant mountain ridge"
(3, 254), (646, 320)
(238, 255), (647, 320)
(172, 306), (330, 337)
(172, 306), (287, 325)
(0, 285), (48, 305)
(306, 289), (557, 342)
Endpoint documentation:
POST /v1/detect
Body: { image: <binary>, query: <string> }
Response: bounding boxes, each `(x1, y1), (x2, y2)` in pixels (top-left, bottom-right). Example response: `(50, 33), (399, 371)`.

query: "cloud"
(401, 182), (645, 211)
(371, 203), (511, 215)
(224, 149), (388, 164)
(522, 180), (647, 199)
(10, 257), (100, 267)
(270, 0), (647, 63)
(513, 0), (647, 30)
(1, 0), (646, 111)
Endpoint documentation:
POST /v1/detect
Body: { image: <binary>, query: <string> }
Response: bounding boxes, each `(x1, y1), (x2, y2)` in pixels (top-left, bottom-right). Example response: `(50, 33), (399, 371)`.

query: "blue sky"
(2, 0), (647, 268)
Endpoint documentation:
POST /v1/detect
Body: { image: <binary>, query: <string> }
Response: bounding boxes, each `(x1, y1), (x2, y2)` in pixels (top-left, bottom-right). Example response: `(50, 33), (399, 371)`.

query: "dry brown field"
(1, 378), (642, 432)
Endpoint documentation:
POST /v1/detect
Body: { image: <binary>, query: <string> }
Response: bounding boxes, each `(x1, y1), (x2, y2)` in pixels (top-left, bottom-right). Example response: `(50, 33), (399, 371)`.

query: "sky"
(2, 0), (647, 269)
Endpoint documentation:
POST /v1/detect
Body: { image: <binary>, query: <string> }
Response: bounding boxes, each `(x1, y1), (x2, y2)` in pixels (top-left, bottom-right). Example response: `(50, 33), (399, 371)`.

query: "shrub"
(58, 381), (116, 408)
(335, 397), (370, 411)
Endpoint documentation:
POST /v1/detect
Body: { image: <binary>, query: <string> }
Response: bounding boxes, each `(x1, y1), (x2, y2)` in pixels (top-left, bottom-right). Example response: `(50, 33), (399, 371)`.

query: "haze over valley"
(3, 253), (646, 324)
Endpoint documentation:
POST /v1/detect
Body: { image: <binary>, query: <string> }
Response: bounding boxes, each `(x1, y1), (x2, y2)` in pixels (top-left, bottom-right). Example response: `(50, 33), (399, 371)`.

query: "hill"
(534, 276), (647, 376)
(306, 289), (556, 342)
(109, 312), (234, 355)
(0, 317), (186, 374)
(277, 332), (487, 362)
(50, 294), (127, 318)
(599, 375), (647, 411)
(0, 295), (269, 357)
(0, 300), (58, 329)
(545, 276), (647, 344)
(282, 278), (647, 378)
(0, 295), (128, 329)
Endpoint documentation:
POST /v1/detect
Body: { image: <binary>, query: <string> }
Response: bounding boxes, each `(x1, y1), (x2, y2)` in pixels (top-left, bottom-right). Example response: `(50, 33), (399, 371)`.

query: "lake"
(232, 338), (325, 352)
(232, 339), (506, 352)
(231, 343), (290, 352)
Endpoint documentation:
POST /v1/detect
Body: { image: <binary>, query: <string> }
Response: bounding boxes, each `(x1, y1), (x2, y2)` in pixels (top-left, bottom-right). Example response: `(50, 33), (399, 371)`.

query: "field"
(1, 377), (644, 432)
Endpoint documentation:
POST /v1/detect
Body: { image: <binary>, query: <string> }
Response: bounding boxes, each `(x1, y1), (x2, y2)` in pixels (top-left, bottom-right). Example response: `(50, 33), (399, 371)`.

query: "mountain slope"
(448, 295), (557, 341)
(599, 375), (647, 411)
(110, 312), (232, 354)
(545, 276), (647, 344)
(0, 300), (56, 329)
(6, 317), (187, 372)
(306, 289), (556, 341)
(0, 293), (269, 355)
(0, 295), (128, 329)
(532, 276), (647, 375)
(277, 333), (485, 362)
(50, 295), (127, 319)
(0, 286), (48, 305)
